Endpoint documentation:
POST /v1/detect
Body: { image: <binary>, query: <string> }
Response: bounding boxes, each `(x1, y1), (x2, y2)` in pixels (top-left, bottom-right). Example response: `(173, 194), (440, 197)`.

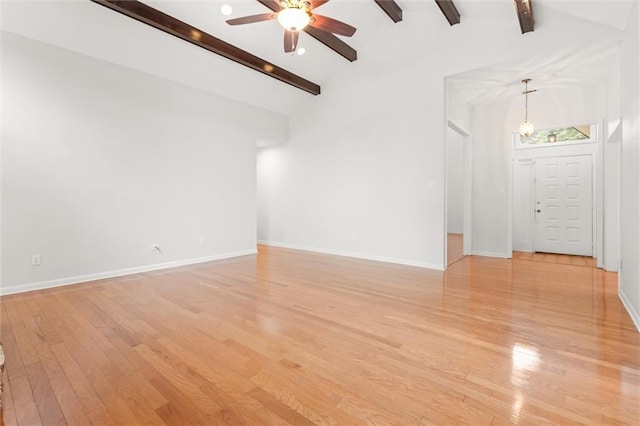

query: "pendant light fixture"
(519, 78), (537, 138)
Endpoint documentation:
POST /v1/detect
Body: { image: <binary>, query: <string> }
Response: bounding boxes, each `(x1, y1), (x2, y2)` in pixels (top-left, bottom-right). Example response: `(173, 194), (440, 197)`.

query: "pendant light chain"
(524, 80), (528, 121)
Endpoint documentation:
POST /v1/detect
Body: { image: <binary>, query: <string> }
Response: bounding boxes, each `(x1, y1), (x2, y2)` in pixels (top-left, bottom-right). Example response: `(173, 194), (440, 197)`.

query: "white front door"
(534, 155), (593, 256)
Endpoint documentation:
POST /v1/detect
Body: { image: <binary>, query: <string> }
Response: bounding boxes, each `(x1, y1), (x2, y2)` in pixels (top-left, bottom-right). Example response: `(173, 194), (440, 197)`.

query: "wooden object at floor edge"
(0, 342), (4, 426)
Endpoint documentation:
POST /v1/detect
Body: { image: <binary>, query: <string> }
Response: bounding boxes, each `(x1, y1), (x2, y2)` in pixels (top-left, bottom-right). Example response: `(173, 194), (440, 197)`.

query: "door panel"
(534, 155), (593, 256)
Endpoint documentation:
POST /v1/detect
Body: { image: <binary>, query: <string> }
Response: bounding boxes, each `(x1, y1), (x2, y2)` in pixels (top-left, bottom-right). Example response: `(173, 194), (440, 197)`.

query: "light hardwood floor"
(513, 250), (596, 267)
(2, 245), (638, 425)
(447, 233), (465, 266)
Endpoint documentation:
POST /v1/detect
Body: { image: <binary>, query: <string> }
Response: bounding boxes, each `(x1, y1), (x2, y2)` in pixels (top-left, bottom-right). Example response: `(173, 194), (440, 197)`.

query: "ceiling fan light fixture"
(277, 7), (311, 31)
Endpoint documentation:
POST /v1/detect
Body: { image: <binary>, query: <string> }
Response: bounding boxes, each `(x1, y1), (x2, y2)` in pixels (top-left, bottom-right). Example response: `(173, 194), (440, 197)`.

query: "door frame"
(509, 123), (602, 263)
(444, 119), (472, 267)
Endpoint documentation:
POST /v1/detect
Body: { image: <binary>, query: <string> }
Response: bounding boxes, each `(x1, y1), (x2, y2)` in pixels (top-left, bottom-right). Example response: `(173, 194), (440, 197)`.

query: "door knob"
(536, 209), (541, 213)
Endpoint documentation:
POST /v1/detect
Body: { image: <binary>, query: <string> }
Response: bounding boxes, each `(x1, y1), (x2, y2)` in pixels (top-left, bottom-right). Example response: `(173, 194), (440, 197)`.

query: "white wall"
(471, 87), (602, 257)
(0, 27), (4, 313)
(512, 158), (534, 252)
(604, 53), (621, 272)
(604, 122), (621, 271)
(256, 10), (623, 269)
(446, 84), (471, 133)
(257, 146), (286, 243)
(2, 33), (288, 294)
(447, 128), (464, 234)
(618, 3), (640, 331)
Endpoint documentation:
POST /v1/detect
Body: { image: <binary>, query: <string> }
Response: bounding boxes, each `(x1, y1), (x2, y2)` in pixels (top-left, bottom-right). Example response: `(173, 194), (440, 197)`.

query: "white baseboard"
(1, 249), (257, 296)
(604, 260), (619, 272)
(619, 288), (640, 333)
(472, 250), (511, 259)
(258, 240), (445, 271)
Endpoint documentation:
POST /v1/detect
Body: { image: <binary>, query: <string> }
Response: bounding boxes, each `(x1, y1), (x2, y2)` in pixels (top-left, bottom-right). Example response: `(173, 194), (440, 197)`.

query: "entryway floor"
(513, 251), (596, 267)
(447, 233), (465, 266)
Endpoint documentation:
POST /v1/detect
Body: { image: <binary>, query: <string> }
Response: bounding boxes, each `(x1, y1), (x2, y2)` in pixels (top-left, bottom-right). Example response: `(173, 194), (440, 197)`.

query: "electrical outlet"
(32, 255), (41, 266)
(199, 238), (206, 247)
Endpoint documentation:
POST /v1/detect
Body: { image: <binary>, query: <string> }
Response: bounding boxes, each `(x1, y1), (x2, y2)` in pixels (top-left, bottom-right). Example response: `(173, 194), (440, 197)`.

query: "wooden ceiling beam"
(257, 0), (358, 62)
(374, 0), (403, 23)
(90, 0), (321, 95)
(514, 0), (534, 34)
(435, 0), (460, 26)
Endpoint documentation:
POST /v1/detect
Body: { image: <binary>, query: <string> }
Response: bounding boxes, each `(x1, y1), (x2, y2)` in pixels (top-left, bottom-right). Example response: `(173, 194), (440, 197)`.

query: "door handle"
(536, 209), (541, 213)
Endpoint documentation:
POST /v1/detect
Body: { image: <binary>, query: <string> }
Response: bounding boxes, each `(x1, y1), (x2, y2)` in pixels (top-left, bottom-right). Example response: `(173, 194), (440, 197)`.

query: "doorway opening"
(445, 120), (471, 267)
(510, 123), (599, 263)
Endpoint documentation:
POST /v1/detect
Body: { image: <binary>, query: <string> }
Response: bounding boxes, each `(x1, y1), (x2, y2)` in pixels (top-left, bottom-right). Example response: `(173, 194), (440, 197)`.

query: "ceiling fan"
(226, 0), (356, 53)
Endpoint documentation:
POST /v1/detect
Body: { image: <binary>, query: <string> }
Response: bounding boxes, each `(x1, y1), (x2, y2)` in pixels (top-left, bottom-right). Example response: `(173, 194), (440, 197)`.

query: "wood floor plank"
(1, 245), (638, 425)
(134, 343), (224, 422)
(10, 296), (70, 426)
(7, 375), (42, 426)
(49, 294), (169, 424)
(24, 361), (67, 426)
(4, 300), (40, 371)
(2, 300), (47, 426)
(140, 336), (275, 425)
(1, 307), (27, 385)
(105, 333), (217, 424)
(2, 366), (19, 426)
(39, 355), (92, 426)
(49, 342), (118, 426)
(247, 387), (315, 426)
(55, 328), (155, 425)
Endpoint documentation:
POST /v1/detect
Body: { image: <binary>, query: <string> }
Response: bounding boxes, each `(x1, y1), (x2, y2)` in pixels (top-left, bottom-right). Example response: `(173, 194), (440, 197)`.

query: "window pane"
(520, 125), (591, 145)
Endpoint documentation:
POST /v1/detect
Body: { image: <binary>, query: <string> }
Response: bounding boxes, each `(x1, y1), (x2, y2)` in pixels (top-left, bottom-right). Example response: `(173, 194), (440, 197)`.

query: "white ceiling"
(446, 1), (635, 106)
(2, 0), (636, 114)
(447, 38), (621, 106)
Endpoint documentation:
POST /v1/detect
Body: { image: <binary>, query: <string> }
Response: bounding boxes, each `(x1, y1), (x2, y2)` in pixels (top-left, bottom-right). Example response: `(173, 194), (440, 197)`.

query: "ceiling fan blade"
(226, 13), (276, 25)
(310, 14), (356, 37)
(303, 26), (357, 61)
(257, 0), (282, 12)
(284, 30), (299, 52)
(310, 0), (330, 10)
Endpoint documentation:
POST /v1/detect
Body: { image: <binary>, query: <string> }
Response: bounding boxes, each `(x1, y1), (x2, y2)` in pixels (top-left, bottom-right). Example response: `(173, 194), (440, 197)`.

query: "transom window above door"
(517, 124), (596, 148)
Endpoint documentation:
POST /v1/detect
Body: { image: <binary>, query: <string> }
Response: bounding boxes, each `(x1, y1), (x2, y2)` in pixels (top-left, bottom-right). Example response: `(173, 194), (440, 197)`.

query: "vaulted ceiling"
(448, 38), (622, 107)
(447, 0), (635, 107)
(2, 1), (636, 115)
